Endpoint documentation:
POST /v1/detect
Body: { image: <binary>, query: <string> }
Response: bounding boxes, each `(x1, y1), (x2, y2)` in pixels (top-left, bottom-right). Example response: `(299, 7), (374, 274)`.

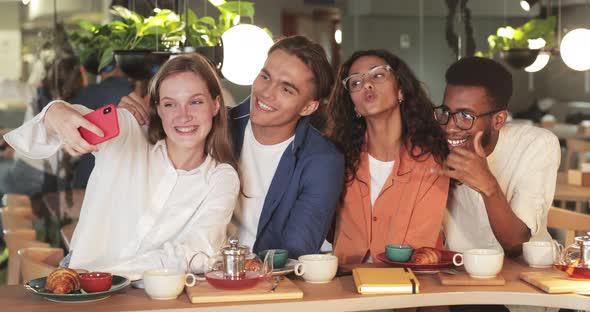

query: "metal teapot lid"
(220, 237), (250, 256)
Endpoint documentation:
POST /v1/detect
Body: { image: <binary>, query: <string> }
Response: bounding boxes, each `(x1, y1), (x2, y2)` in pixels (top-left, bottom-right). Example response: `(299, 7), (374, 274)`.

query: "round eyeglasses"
(433, 106), (504, 130)
(342, 65), (393, 92)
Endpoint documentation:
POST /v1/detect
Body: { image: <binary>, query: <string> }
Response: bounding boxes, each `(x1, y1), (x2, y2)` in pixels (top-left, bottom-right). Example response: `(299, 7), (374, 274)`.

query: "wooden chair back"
(547, 206), (590, 245)
(1, 210), (33, 231)
(4, 194), (31, 210)
(4, 229), (49, 285)
(18, 247), (64, 282)
(565, 138), (590, 170)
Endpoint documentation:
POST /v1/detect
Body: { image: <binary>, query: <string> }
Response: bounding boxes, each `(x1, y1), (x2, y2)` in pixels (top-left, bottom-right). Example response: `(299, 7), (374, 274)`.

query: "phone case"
(79, 104), (120, 145)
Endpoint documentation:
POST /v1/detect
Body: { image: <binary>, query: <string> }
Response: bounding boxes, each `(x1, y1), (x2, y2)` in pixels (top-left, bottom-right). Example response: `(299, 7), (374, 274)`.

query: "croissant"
(45, 268), (81, 294)
(410, 247), (442, 264)
(244, 259), (262, 271)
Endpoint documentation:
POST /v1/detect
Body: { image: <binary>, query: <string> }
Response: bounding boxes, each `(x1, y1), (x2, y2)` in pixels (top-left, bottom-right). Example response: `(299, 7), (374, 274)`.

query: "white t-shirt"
(4, 101), (240, 275)
(364, 154), (395, 263)
(444, 124), (561, 252)
(368, 154), (395, 208)
(230, 121), (294, 248)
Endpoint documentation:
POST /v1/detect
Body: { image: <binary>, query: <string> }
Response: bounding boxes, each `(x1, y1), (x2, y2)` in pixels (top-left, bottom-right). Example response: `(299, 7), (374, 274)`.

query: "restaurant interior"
(1, 0), (590, 311)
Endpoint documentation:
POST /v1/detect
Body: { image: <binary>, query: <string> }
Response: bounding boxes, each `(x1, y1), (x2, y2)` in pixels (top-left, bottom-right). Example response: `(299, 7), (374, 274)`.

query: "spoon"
(268, 276), (282, 292)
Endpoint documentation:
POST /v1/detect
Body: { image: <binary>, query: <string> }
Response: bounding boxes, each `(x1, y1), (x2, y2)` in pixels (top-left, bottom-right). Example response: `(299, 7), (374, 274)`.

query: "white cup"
(143, 268), (196, 300)
(523, 240), (563, 268)
(453, 249), (504, 279)
(294, 254), (338, 284)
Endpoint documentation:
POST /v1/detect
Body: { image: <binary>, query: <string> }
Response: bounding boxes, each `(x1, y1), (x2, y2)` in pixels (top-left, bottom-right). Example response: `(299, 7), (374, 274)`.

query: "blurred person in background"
(70, 62), (133, 189)
(0, 55), (84, 198)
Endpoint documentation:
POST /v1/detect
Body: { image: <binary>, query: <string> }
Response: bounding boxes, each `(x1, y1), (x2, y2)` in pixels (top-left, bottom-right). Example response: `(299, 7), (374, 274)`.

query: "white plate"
(272, 258), (297, 276)
(109, 271), (143, 288)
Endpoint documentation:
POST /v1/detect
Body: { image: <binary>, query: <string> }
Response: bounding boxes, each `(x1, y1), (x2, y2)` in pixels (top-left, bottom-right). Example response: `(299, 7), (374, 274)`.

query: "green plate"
(24, 275), (130, 303)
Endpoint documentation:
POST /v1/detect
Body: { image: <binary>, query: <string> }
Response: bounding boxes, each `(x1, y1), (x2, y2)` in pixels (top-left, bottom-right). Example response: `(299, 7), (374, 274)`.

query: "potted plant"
(477, 16), (556, 69)
(184, 1), (254, 47)
(182, 1), (255, 70)
(70, 2), (270, 80)
(69, 21), (114, 75)
(107, 5), (184, 80)
(69, 6), (184, 79)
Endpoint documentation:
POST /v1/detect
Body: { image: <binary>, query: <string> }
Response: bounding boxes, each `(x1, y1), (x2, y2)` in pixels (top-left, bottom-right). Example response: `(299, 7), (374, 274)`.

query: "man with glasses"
(434, 57), (560, 257)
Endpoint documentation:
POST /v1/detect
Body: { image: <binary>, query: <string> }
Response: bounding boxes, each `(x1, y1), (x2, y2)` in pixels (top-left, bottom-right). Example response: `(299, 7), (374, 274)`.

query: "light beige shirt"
(444, 124), (561, 252)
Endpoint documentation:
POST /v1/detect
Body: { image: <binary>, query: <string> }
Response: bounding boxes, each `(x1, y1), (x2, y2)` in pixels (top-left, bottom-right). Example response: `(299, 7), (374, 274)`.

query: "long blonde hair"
(146, 53), (237, 171)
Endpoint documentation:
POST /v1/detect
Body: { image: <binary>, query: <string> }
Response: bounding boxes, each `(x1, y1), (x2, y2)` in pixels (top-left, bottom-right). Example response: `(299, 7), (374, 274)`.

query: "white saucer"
(272, 258), (297, 276)
(527, 264), (553, 268)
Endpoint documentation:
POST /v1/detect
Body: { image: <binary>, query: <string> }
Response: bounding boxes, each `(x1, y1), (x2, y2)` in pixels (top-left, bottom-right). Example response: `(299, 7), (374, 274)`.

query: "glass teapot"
(188, 237), (274, 280)
(555, 234), (590, 279)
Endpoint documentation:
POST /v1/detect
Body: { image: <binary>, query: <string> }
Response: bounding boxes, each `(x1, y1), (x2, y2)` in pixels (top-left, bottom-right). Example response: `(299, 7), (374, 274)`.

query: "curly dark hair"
(326, 49), (449, 183)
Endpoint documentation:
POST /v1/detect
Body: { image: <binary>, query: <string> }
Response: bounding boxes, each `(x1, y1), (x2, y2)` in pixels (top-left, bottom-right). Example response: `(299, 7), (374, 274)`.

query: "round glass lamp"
(221, 24), (274, 85)
(560, 28), (590, 71)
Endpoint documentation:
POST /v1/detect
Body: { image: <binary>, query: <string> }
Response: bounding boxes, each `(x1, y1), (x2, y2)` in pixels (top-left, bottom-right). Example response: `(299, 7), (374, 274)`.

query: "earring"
(399, 98), (404, 105)
(354, 108), (362, 119)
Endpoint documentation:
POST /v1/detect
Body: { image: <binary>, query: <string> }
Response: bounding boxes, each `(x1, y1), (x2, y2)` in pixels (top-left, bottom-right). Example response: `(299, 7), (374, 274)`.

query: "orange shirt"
(333, 143), (449, 265)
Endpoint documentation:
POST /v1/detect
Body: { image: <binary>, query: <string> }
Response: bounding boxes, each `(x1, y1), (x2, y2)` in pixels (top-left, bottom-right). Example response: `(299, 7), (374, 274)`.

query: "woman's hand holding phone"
(45, 101), (104, 157)
(79, 104), (119, 146)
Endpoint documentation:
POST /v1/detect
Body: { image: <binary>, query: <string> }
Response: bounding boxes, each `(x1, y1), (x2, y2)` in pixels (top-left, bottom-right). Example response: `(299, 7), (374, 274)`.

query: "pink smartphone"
(79, 104), (120, 145)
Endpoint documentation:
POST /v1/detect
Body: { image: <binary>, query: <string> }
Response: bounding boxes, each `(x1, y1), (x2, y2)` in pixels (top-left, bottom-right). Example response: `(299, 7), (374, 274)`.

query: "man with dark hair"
(434, 57), (560, 257)
(228, 36), (344, 258)
(118, 36), (344, 258)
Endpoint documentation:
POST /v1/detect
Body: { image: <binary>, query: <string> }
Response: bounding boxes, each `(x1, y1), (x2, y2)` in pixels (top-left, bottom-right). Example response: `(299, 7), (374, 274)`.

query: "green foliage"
(70, 5), (184, 72)
(183, 0), (255, 47)
(70, 1), (271, 72)
(476, 16), (556, 58)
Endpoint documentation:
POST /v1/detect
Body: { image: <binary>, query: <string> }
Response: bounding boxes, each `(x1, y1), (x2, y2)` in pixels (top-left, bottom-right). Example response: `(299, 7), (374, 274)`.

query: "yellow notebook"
(352, 267), (420, 294)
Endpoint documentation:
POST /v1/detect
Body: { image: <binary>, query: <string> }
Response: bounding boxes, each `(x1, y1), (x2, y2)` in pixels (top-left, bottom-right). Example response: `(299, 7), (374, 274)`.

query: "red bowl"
(79, 272), (113, 293)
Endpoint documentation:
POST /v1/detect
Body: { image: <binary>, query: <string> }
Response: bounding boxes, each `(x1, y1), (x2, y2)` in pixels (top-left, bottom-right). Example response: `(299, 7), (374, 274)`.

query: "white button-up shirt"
(4, 101), (240, 275)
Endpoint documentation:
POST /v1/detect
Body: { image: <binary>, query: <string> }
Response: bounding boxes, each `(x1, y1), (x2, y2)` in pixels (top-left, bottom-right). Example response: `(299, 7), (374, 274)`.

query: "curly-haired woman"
(327, 50), (449, 264)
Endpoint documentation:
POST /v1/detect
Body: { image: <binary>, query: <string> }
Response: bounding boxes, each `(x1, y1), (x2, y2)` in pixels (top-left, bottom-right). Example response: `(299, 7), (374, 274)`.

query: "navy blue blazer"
(229, 98), (345, 258)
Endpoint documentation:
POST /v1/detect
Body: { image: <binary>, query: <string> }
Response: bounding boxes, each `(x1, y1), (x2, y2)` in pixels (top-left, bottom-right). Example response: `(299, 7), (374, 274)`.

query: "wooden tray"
(520, 271), (590, 294)
(186, 277), (303, 304)
(438, 272), (505, 286)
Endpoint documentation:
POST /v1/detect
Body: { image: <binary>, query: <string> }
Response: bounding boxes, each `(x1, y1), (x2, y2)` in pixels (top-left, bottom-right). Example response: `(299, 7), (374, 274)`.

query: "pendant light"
(219, 0), (273, 85)
(221, 24), (273, 85)
(560, 0), (590, 71)
(520, 0), (539, 11)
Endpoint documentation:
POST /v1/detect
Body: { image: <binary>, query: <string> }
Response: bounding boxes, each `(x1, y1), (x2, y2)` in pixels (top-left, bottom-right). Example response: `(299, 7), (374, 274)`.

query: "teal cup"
(258, 249), (289, 268)
(385, 244), (413, 262)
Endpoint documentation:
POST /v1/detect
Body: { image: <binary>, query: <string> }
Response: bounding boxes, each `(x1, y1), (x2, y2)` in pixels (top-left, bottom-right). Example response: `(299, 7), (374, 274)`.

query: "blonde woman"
(4, 54), (239, 275)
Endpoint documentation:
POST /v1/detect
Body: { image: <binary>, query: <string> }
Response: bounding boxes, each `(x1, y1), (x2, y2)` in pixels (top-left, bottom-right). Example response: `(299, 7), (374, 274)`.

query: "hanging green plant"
(476, 16), (556, 58)
(70, 5), (184, 73)
(183, 0), (270, 48)
(69, 21), (113, 74)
